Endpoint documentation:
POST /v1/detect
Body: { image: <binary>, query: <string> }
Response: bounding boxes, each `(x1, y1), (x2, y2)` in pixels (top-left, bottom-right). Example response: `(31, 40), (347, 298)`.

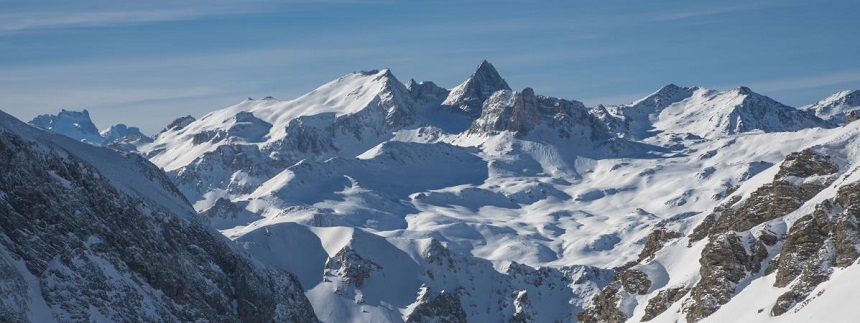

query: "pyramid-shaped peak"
(470, 60), (509, 89)
(442, 60), (512, 118)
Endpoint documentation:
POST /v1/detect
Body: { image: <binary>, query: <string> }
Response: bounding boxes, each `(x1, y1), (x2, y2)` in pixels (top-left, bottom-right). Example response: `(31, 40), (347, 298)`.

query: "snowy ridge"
(801, 89), (860, 124)
(601, 85), (834, 140)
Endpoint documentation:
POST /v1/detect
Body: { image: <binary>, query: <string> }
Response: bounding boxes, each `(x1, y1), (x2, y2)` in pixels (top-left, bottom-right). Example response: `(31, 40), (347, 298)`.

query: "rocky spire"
(442, 60), (512, 118)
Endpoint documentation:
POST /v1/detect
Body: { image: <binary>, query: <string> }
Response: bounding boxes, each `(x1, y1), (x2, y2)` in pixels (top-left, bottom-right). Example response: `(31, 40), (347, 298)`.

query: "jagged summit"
(802, 89), (860, 123)
(442, 60), (512, 118)
(29, 109), (104, 144)
(100, 124), (148, 141)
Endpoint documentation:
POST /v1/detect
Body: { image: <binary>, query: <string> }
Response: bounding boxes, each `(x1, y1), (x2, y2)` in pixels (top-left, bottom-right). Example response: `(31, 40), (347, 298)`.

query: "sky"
(1, 0), (859, 133)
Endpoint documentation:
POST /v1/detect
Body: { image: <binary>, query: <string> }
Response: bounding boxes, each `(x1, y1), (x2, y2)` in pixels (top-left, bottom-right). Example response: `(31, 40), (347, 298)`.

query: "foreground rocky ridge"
(579, 122), (860, 322)
(0, 111), (316, 322)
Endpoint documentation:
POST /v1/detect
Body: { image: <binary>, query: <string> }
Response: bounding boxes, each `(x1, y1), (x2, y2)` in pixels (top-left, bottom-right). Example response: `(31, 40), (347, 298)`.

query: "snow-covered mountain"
(801, 89), (860, 124)
(14, 61), (860, 322)
(0, 111), (316, 322)
(599, 85), (834, 139)
(29, 109), (152, 150)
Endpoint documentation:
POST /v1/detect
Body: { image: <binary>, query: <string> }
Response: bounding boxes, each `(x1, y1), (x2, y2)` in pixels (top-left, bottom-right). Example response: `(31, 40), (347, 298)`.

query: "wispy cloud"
(724, 70), (860, 93)
(0, 0), (376, 33)
(0, 9), (232, 33)
(652, 3), (778, 21)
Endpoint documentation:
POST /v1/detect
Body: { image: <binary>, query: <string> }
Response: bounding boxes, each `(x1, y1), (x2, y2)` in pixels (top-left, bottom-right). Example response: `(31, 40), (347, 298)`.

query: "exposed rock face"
(768, 181), (860, 316)
(576, 282), (627, 323)
(642, 287), (688, 321)
(424, 238), (457, 272)
(691, 149), (838, 240)
(172, 144), (287, 201)
(618, 269), (651, 295)
(638, 229), (682, 261)
(0, 124), (317, 321)
(202, 197), (243, 219)
(442, 60), (511, 118)
(510, 290), (536, 323)
(407, 79), (450, 106)
(774, 204), (834, 288)
(470, 88), (611, 140)
(405, 285), (467, 323)
(324, 246), (382, 287)
(576, 264), (649, 323)
(161, 115), (196, 134)
(685, 233), (767, 322)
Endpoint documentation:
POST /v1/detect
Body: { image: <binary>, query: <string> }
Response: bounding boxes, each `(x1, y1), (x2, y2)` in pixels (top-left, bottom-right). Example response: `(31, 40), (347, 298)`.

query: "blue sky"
(1, 0), (859, 133)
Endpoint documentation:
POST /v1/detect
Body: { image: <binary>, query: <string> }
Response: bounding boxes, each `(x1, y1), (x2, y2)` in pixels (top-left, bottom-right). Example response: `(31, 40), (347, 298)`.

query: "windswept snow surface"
(134, 62), (857, 322)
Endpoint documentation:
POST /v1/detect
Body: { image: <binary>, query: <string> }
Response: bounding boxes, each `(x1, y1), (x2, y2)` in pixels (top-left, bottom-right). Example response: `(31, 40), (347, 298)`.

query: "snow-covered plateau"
(11, 61), (860, 322)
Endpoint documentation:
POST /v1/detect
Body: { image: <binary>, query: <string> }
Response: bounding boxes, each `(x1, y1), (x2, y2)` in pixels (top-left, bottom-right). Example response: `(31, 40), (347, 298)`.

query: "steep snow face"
(29, 109), (104, 144)
(0, 110), (317, 322)
(801, 89), (860, 124)
(607, 86), (833, 140)
(442, 60), (512, 118)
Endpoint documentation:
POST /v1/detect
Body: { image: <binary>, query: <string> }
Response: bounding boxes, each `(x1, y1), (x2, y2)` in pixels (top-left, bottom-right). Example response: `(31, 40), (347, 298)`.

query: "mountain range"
(9, 60), (860, 322)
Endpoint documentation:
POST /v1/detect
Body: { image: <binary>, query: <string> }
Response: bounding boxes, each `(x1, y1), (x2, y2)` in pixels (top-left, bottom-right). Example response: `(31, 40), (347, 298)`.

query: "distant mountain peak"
(29, 109), (103, 144)
(442, 60), (512, 118)
(628, 83), (698, 111)
(734, 85), (754, 95)
(802, 89), (860, 123)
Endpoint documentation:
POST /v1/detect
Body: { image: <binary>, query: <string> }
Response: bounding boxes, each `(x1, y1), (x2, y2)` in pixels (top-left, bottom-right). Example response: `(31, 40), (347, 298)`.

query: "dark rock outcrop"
(691, 149), (837, 242)
(642, 287), (688, 321)
(576, 282), (627, 323)
(618, 269), (651, 295)
(638, 229), (682, 261)
(685, 233), (767, 322)
(324, 246), (382, 287)
(405, 286), (467, 323)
